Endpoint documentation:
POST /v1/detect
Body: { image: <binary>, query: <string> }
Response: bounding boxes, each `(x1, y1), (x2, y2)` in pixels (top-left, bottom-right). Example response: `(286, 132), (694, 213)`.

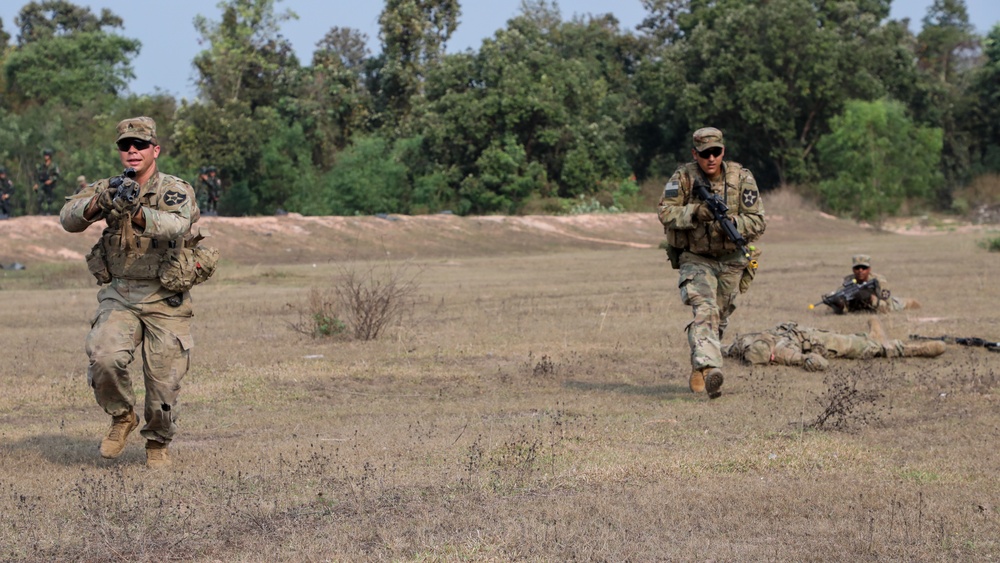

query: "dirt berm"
(0, 206), (863, 267)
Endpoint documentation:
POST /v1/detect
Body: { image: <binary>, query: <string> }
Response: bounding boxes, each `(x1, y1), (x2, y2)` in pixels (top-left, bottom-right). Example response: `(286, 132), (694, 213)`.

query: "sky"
(2, 0), (999, 100)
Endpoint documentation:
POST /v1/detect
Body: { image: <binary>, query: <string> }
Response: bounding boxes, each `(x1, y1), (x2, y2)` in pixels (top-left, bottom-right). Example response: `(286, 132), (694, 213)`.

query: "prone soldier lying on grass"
(723, 317), (945, 371)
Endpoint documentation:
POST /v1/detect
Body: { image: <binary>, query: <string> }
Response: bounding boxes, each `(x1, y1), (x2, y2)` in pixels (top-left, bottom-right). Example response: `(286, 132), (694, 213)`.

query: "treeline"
(1, 0), (998, 221)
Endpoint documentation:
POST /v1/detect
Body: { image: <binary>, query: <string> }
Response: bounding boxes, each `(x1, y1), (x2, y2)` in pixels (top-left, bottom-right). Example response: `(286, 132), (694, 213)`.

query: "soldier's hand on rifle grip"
(694, 203), (715, 222)
(94, 187), (116, 214)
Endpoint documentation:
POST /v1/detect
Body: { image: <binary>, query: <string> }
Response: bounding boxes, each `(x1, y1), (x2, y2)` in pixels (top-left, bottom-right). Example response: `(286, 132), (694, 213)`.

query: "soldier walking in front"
(658, 127), (766, 398)
(60, 117), (202, 468)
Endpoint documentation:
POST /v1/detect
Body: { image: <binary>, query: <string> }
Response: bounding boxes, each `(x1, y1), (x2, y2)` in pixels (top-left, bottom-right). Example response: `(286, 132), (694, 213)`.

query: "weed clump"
(288, 260), (422, 341)
(807, 365), (890, 430)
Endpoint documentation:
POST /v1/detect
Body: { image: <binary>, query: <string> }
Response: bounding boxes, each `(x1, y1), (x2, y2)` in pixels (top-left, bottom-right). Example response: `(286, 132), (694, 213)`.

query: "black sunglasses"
(116, 139), (153, 152)
(853, 265), (869, 271)
(697, 146), (723, 159)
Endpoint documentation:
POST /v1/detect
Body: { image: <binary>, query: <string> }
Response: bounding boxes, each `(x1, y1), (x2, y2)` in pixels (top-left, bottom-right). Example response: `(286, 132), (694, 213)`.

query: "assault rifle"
(108, 167), (140, 206)
(909, 334), (1000, 352)
(691, 178), (758, 269)
(809, 278), (879, 311)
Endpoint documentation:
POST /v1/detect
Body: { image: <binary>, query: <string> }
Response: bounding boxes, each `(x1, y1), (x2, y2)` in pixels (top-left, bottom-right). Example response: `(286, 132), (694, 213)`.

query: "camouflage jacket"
(839, 272), (891, 312)
(36, 162), (60, 187)
(657, 161), (766, 258)
(60, 169), (200, 304)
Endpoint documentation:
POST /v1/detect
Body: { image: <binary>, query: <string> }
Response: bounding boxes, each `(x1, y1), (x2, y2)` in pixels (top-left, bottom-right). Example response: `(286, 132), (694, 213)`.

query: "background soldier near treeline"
(199, 166), (222, 214)
(33, 148), (61, 215)
(0, 167), (14, 218)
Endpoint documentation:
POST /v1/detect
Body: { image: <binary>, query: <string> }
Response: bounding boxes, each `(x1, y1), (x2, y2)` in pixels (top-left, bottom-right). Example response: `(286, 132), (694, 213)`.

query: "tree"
(911, 0), (981, 198)
(417, 2), (638, 213)
(967, 24), (1000, 172)
(178, 0), (306, 215)
(815, 99), (942, 227)
(3, 2), (139, 107)
(639, 0), (917, 188)
(192, 0), (300, 108)
(374, 0), (460, 133)
(296, 27), (374, 168)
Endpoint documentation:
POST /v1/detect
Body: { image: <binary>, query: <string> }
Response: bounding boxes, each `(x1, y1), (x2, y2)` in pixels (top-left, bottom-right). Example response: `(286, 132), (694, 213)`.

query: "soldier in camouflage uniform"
(824, 254), (921, 314)
(200, 166), (222, 214)
(60, 116), (201, 469)
(0, 167), (14, 218)
(34, 149), (61, 215)
(723, 317), (945, 371)
(658, 127), (766, 399)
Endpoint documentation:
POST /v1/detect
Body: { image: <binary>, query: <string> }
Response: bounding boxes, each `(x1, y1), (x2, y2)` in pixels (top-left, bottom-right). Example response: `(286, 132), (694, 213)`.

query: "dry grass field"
(1, 191), (999, 561)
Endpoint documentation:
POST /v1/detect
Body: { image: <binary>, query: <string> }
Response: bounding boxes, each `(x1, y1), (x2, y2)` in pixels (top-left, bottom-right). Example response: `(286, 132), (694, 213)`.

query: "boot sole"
(705, 369), (724, 400)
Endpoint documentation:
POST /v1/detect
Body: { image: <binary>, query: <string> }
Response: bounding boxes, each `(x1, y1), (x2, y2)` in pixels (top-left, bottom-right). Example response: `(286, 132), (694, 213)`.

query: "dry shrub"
(287, 261), (421, 341)
(335, 260), (422, 341)
(807, 364), (892, 430)
(287, 287), (347, 338)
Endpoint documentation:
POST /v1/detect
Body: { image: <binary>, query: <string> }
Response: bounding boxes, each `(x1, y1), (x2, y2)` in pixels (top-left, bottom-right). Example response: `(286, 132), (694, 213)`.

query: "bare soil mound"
(0, 192), (929, 267)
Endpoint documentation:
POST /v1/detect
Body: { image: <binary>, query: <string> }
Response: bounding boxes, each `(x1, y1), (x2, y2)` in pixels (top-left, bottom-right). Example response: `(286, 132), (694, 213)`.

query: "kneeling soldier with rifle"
(813, 254), (920, 314)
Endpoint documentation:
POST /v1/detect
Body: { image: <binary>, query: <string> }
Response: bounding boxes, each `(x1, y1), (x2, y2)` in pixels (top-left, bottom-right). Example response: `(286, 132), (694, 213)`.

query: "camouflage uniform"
(60, 118), (200, 447)
(828, 255), (917, 314)
(201, 167), (222, 213)
(35, 152), (61, 215)
(658, 129), (766, 375)
(723, 320), (944, 371)
(0, 169), (13, 217)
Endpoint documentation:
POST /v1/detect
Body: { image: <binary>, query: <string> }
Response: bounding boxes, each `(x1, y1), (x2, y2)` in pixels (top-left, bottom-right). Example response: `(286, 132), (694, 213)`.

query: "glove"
(94, 188), (116, 214)
(694, 203), (715, 222)
(803, 353), (828, 372)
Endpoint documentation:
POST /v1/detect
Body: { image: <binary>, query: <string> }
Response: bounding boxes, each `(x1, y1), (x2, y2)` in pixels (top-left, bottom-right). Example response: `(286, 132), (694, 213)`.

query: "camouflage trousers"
(85, 294), (193, 443)
(678, 251), (747, 370)
(724, 325), (903, 371)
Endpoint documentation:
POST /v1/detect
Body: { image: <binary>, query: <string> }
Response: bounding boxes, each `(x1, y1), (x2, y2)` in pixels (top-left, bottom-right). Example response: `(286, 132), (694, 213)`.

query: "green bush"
(977, 236), (1000, 252)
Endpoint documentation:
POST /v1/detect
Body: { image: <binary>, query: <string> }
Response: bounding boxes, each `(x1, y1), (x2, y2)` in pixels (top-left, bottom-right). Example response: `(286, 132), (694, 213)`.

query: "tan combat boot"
(689, 369), (706, 393)
(99, 410), (139, 459)
(704, 368), (724, 400)
(867, 316), (890, 348)
(901, 340), (946, 358)
(145, 440), (171, 469)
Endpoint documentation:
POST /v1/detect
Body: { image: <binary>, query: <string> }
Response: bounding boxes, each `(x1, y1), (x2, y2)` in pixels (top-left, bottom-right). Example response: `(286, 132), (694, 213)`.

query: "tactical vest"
(99, 176), (186, 280)
(666, 162), (747, 257)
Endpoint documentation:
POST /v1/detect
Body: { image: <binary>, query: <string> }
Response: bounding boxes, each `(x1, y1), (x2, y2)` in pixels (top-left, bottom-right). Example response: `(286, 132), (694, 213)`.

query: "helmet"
(0, 167), (6, 174)
(43, 148), (54, 157)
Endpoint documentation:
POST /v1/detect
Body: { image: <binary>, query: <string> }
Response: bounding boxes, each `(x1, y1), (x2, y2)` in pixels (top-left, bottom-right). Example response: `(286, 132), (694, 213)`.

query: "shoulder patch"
(663, 181), (680, 199)
(742, 188), (759, 207)
(162, 190), (188, 207)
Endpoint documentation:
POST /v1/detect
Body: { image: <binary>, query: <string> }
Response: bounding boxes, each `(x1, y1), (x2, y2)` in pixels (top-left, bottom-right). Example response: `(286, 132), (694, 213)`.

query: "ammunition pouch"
(85, 241), (111, 285)
(659, 240), (681, 270)
(157, 228), (219, 292)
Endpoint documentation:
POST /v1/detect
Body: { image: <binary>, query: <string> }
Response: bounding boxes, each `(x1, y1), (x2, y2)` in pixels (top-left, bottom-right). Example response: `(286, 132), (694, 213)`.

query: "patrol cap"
(116, 116), (158, 144)
(693, 127), (724, 151)
(852, 254), (871, 268)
